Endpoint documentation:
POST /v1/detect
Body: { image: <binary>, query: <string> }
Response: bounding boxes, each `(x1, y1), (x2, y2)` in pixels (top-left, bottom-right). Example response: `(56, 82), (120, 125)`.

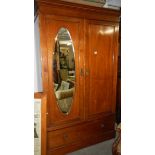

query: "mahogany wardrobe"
(35, 0), (120, 154)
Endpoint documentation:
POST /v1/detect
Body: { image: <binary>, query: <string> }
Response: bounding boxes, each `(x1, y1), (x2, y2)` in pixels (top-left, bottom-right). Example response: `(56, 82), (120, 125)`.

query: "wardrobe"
(35, 0), (120, 154)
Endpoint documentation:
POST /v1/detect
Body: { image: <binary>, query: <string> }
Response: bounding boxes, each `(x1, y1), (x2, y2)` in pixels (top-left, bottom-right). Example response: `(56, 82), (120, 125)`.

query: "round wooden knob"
(63, 133), (68, 140)
(101, 124), (105, 128)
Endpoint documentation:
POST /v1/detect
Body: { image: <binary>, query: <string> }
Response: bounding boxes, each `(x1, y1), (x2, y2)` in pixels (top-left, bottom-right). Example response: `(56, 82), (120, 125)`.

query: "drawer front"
(48, 115), (115, 150)
(82, 118), (114, 140)
(48, 126), (81, 149)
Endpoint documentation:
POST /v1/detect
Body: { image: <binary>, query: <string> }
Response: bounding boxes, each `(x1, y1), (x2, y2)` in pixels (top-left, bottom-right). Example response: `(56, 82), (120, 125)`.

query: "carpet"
(67, 139), (114, 155)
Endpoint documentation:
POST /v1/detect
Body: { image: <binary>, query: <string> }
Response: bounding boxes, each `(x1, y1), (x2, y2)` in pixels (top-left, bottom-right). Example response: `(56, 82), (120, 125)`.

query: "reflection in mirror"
(53, 28), (75, 115)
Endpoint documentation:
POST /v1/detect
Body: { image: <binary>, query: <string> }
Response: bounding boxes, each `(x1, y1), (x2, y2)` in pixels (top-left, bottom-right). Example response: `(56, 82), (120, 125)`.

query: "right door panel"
(85, 20), (118, 118)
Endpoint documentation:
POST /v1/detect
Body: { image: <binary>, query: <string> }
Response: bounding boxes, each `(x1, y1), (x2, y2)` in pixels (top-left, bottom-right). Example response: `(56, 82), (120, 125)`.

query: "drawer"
(82, 118), (114, 140)
(48, 115), (115, 150)
(48, 126), (81, 149)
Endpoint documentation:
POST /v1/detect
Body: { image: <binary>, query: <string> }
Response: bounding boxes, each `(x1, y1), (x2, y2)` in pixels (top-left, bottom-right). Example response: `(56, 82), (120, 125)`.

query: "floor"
(67, 139), (114, 155)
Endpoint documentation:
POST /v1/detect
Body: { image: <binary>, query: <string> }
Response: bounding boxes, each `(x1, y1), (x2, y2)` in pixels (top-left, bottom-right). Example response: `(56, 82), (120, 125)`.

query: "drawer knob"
(63, 133), (68, 140)
(101, 124), (105, 128)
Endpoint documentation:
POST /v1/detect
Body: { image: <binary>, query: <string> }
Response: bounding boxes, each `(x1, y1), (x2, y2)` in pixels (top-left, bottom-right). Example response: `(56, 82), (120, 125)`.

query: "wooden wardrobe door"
(45, 15), (84, 126)
(85, 20), (119, 119)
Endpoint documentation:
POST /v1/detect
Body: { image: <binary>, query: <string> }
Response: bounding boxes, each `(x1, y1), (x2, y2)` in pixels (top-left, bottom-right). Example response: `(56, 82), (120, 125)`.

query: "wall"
(34, 16), (42, 92)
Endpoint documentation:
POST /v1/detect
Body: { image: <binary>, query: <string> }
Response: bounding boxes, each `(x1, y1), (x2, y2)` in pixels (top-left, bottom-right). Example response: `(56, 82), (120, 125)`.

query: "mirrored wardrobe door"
(46, 15), (84, 126)
(53, 28), (75, 115)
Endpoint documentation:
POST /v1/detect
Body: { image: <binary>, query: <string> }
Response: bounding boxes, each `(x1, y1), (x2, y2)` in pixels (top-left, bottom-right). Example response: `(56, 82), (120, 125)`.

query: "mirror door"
(53, 28), (75, 115)
(46, 15), (84, 126)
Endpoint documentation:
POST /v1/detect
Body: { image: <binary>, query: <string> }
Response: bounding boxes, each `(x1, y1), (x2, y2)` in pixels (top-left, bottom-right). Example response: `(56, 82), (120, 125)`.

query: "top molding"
(36, 0), (121, 22)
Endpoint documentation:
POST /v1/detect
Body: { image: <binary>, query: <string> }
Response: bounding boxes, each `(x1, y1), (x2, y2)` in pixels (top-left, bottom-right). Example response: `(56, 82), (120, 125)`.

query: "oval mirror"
(52, 28), (75, 115)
